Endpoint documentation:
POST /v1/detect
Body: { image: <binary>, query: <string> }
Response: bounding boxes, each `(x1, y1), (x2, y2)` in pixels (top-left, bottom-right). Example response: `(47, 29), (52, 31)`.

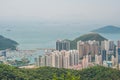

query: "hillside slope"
(0, 35), (18, 50)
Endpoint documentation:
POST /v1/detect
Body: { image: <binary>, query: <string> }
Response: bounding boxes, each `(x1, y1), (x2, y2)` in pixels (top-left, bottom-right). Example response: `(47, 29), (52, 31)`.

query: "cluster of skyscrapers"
(35, 50), (79, 69)
(78, 40), (120, 68)
(35, 40), (120, 69)
(56, 40), (70, 51)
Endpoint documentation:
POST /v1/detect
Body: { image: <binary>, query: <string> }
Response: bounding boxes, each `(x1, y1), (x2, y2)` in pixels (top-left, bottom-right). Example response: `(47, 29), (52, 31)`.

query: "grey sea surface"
(0, 24), (119, 50)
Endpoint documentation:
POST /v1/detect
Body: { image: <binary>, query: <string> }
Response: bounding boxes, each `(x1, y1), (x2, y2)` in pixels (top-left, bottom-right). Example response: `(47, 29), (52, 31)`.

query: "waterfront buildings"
(0, 50), (6, 57)
(1, 40), (120, 70)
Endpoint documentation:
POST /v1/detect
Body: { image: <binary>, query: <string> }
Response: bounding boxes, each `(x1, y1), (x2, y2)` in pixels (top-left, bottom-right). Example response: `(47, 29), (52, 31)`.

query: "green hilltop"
(0, 64), (120, 80)
(0, 35), (18, 50)
(69, 32), (107, 49)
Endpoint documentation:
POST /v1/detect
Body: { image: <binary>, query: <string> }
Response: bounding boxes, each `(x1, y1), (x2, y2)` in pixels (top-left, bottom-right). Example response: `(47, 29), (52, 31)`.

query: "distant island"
(0, 35), (18, 50)
(92, 25), (120, 33)
(66, 32), (107, 49)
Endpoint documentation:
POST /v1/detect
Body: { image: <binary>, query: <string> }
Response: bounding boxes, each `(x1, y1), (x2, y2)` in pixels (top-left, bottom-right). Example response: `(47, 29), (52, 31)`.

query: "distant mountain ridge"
(92, 25), (120, 33)
(67, 32), (107, 49)
(0, 35), (18, 50)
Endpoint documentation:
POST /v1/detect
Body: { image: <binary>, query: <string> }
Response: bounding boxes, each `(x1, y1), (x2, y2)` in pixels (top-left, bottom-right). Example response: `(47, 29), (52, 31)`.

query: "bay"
(0, 24), (120, 50)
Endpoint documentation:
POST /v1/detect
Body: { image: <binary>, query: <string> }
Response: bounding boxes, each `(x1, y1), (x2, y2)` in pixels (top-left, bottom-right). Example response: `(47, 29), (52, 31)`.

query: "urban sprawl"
(0, 40), (120, 70)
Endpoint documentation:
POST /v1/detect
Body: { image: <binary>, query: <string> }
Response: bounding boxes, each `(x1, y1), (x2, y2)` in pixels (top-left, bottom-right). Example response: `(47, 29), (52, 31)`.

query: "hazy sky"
(0, 0), (120, 28)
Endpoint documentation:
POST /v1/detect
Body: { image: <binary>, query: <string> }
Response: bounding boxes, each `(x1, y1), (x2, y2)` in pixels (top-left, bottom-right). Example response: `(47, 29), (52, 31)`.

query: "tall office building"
(102, 50), (106, 62)
(90, 40), (99, 56)
(111, 55), (115, 66)
(55, 53), (59, 68)
(58, 53), (63, 68)
(77, 41), (85, 58)
(62, 51), (69, 68)
(117, 47), (120, 64)
(51, 52), (55, 67)
(109, 41), (114, 51)
(118, 40), (120, 48)
(56, 40), (62, 51)
(116, 41), (120, 65)
(45, 54), (52, 67)
(56, 40), (70, 51)
(101, 40), (109, 51)
(101, 40), (115, 61)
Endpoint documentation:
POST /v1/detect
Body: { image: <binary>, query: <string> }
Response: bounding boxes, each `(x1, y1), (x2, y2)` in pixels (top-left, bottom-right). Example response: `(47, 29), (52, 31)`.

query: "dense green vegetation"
(69, 33), (107, 49)
(92, 25), (120, 33)
(80, 66), (120, 80)
(0, 64), (120, 80)
(0, 35), (18, 50)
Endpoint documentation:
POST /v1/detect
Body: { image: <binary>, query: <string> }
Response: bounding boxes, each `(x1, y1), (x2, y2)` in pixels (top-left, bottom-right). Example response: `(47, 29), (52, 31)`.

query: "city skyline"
(34, 40), (120, 69)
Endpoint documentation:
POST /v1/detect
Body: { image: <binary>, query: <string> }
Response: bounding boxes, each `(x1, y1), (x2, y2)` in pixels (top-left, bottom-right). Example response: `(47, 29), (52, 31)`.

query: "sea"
(0, 23), (120, 50)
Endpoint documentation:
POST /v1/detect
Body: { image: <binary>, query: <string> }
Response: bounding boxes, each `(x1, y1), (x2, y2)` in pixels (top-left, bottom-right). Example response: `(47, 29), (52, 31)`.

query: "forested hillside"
(0, 64), (120, 80)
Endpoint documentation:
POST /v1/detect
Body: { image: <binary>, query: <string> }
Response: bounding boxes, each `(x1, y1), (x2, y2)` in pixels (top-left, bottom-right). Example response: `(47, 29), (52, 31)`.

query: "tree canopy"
(0, 64), (120, 80)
